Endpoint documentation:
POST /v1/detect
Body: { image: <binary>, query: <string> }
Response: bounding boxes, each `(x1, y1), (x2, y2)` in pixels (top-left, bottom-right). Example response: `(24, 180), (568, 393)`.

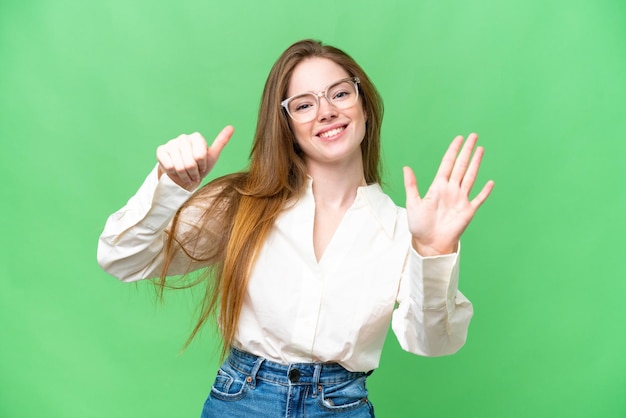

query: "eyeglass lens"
(287, 79), (358, 122)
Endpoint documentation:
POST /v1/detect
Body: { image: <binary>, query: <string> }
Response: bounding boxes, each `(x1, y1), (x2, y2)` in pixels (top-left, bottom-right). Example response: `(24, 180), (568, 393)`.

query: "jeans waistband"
(226, 347), (368, 388)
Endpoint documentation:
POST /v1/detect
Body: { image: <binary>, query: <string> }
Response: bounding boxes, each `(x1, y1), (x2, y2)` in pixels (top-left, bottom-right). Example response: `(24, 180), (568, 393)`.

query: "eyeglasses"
(281, 77), (361, 123)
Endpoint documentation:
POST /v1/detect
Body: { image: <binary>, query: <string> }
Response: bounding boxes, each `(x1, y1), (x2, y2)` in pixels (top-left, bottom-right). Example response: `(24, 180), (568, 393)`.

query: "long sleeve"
(391, 244), (473, 357)
(97, 165), (204, 282)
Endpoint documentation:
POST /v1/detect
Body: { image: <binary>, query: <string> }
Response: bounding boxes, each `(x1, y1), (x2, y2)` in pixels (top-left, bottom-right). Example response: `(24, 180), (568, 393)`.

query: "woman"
(98, 39), (493, 417)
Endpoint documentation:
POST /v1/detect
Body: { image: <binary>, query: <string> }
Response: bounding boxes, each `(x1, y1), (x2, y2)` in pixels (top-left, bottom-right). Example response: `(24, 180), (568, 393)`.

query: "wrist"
(412, 237), (458, 257)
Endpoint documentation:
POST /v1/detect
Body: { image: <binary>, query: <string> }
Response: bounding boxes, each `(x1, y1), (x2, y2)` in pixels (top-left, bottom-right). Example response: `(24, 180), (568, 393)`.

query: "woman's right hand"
(156, 126), (234, 190)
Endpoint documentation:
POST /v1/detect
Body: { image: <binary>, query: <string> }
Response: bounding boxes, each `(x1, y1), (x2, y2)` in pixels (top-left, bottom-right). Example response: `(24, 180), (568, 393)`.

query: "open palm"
(404, 133), (494, 256)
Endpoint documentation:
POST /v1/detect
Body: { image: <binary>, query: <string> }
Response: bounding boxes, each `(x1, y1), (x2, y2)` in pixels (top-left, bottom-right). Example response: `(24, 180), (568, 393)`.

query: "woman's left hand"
(403, 133), (494, 256)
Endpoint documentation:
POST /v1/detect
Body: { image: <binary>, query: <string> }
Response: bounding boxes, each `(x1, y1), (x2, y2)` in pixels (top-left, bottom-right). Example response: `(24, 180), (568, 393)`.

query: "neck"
(306, 159), (367, 209)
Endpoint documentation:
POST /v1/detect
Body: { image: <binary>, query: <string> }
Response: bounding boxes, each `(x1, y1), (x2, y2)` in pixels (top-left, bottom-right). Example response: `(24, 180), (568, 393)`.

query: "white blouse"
(97, 167), (473, 372)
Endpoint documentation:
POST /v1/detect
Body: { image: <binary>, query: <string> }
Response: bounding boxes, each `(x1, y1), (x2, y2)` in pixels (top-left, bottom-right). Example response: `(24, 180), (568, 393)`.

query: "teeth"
(319, 127), (344, 138)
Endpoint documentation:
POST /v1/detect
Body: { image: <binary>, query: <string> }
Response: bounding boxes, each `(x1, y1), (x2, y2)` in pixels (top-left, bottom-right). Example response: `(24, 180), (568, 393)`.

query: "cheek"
(291, 122), (312, 144)
(355, 110), (367, 141)
(356, 123), (366, 144)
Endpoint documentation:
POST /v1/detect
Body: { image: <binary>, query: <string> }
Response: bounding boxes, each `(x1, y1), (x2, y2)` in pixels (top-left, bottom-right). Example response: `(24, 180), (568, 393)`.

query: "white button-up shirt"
(98, 167), (473, 372)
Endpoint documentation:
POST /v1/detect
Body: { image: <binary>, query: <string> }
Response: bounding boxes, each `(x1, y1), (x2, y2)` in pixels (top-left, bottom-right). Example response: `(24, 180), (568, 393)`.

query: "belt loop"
(312, 363), (322, 398)
(247, 355), (265, 389)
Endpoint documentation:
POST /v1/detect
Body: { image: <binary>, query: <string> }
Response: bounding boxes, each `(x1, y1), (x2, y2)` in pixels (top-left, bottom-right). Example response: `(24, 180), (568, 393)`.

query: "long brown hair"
(159, 39), (384, 357)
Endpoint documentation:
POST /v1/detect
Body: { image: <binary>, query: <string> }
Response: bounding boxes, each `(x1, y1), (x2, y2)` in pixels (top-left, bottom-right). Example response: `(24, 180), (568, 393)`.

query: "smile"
(318, 126), (346, 139)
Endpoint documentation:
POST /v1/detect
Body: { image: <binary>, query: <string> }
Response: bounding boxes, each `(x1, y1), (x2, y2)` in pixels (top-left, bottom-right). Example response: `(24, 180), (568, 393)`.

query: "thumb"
(403, 166), (421, 202)
(208, 125), (235, 157)
(204, 125), (234, 174)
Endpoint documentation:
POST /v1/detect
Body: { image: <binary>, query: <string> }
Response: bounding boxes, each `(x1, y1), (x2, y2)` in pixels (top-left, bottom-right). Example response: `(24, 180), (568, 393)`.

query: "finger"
(170, 140), (195, 184)
(156, 144), (175, 173)
(449, 133), (478, 184)
(166, 134), (205, 183)
(471, 180), (495, 210)
(178, 139), (203, 183)
(157, 140), (189, 181)
(435, 135), (464, 180)
(460, 145), (484, 195)
(207, 125), (235, 165)
(188, 132), (210, 176)
(403, 166), (421, 203)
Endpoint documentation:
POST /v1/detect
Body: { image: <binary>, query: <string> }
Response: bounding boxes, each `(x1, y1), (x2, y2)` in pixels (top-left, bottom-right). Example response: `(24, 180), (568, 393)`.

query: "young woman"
(98, 39), (494, 417)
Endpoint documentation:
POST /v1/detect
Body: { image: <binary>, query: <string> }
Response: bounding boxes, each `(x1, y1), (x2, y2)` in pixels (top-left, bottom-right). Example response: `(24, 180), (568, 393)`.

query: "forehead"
(287, 57), (351, 97)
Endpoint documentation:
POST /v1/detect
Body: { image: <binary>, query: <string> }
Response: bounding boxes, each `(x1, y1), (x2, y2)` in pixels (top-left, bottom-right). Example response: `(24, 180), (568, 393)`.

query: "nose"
(317, 95), (338, 121)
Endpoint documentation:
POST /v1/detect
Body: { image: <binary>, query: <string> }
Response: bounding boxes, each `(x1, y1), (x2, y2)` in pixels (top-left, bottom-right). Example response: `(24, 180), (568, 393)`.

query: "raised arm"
(392, 133), (493, 356)
(97, 127), (234, 282)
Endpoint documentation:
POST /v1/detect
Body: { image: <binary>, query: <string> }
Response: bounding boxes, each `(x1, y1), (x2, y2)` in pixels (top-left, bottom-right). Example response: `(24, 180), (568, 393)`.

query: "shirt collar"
(356, 183), (399, 239)
(304, 177), (399, 239)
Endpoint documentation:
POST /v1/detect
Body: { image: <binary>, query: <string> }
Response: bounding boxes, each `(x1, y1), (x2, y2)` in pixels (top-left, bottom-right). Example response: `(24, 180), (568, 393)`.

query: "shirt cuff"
(408, 243), (461, 310)
(136, 165), (197, 231)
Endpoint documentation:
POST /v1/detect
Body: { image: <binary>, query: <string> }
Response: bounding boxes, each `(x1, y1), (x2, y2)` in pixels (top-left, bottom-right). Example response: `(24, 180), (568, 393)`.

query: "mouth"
(317, 124), (348, 139)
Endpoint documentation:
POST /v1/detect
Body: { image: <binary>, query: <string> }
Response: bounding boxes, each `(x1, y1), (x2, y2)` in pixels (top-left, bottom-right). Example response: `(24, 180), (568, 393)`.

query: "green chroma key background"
(1, 0), (625, 417)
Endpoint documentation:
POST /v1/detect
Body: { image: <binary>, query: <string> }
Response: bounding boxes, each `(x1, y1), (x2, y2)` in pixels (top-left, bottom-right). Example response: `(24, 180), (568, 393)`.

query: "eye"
(290, 95), (317, 113)
(333, 90), (350, 100)
(295, 102), (313, 112)
(330, 89), (353, 104)
(329, 81), (355, 102)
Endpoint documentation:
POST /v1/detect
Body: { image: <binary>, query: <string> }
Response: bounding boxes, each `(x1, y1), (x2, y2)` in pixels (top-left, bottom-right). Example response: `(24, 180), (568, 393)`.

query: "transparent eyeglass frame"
(281, 77), (361, 122)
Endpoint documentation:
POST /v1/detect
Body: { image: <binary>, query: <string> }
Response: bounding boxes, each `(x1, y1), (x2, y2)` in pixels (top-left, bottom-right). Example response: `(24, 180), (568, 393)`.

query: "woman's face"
(285, 57), (367, 171)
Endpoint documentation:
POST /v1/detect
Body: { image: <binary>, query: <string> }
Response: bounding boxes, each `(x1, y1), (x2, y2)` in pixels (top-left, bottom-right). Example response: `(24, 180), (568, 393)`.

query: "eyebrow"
(288, 77), (351, 97)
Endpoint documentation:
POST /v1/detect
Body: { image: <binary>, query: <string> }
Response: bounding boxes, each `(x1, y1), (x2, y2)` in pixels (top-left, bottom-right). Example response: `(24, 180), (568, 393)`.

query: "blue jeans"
(201, 348), (375, 417)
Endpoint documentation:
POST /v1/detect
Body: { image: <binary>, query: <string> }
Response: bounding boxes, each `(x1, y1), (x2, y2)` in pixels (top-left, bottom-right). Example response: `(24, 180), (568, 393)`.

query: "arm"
(97, 127), (234, 282)
(97, 166), (199, 281)
(393, 133), (493, 354)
